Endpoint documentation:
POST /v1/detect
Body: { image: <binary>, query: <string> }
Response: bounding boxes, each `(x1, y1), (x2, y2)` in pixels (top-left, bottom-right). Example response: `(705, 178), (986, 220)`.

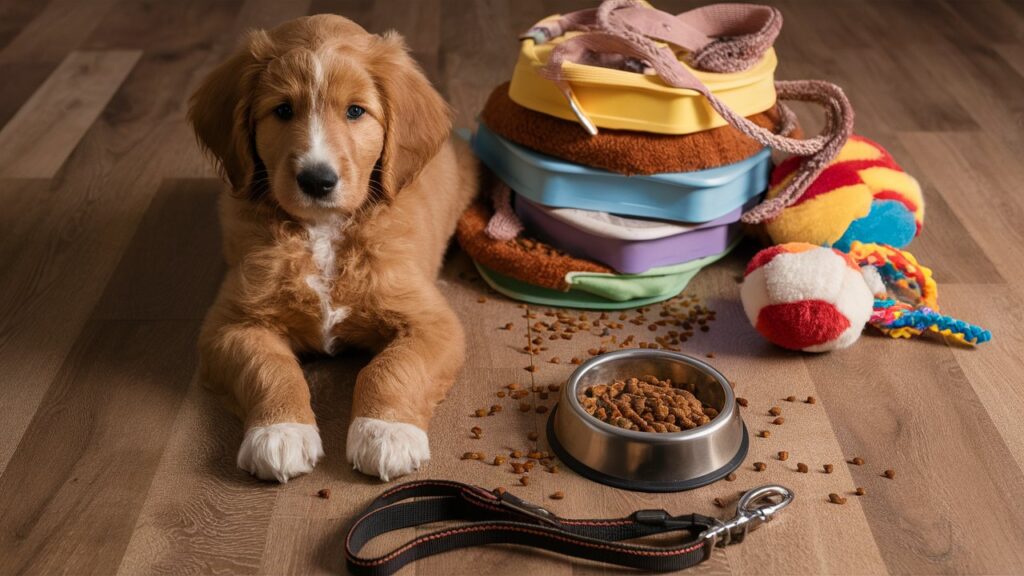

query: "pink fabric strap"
(522, 0), (853, 224)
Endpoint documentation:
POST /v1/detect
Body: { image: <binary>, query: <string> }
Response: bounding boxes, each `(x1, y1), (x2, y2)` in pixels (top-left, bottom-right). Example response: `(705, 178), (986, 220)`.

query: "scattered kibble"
(547, 384), (560, 392)
(725, 472), (737, 482)
(806, 396), (817, 404)
(705, 352), (715, 359)
(503, 323), (514, 330)
(546, 464), (560, 474)
(855, 487), (866, 496)
(851, 457), (864, 466)
(493, 456), (507, 466)
(550, 491), (565, 500)
(317, 488), (331, 499)
(785, 395), (797, 402)
(489, 404), (502, 414)
(508, 383), (520, 391)
(754, 462), (767, 471)
(519, 402), (532, 412)
(736, 397), (749, 407)
(778, 451), (789, 461)
(520, 475), (530, 486)
(462, 452), (483, 460)
(525, 365), (537, 373)
(527, 432), (539, 441)
(478, 297), (487, 303)
(494, 487), (507, 496)
(470, 426), (482, 439)
(497, 391), (506, 398)
(823, 464), (834, 474)
(797, 463), (809, 473)
(884, 469), (896, 479)
(536, 406), (549, 414)
(510, 450), (523, 458)
(474, 408), (487, 417)
(771, 417), (785, 425)
(828, 493), (847, 505)
(713, 497), (726, 508)
(769, 406), (782, 416)
(549, 357), (561, 364)
(759, 430), (772, 438)
(527, 451), (543, 459)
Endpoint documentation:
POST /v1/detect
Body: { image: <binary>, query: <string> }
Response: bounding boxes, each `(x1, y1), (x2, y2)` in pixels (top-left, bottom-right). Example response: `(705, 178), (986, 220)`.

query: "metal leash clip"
(701, 485), (794, 550)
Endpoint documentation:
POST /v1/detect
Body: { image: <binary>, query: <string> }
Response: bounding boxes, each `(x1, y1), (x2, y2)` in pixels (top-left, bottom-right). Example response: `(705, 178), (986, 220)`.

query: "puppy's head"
(188, 15), (450, 221)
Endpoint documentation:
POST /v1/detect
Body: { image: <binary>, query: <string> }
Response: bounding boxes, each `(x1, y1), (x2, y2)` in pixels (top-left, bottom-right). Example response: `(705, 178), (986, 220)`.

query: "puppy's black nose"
(296, 164), (338, 198)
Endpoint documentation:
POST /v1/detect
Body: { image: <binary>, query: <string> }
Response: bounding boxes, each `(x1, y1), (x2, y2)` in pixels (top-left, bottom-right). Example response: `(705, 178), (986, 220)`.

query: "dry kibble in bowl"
(577, 375), (718, 433)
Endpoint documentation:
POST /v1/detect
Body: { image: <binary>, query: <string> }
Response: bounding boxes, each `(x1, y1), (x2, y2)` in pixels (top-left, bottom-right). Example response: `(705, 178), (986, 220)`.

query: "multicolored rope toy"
(847, 242), (991, 346)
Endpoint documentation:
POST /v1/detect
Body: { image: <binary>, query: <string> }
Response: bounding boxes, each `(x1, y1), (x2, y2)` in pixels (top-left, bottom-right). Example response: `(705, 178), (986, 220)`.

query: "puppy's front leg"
(346, 292), (465, 481)
(200, 316), (323, 483)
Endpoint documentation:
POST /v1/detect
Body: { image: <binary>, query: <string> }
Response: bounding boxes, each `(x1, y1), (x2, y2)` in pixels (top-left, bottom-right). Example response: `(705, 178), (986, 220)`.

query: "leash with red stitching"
(344, 480), (792, 575)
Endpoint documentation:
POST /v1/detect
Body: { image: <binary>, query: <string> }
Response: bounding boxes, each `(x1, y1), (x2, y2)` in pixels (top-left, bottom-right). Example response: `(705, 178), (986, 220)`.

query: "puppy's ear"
(370, 32), (452, 197)
(188, 30), (274, 195)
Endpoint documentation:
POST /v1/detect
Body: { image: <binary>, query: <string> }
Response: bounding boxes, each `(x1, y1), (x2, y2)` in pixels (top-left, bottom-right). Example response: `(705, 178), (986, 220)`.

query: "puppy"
(188, 15), (477, 482)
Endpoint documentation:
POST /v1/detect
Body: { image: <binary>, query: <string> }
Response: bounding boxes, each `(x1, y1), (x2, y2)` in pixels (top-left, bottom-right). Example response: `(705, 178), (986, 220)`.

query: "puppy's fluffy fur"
(189, 15), (477, 482)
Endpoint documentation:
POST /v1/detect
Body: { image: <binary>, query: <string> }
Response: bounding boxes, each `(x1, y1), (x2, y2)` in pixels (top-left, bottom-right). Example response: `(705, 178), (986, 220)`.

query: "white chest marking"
(305, 220), (349, 354)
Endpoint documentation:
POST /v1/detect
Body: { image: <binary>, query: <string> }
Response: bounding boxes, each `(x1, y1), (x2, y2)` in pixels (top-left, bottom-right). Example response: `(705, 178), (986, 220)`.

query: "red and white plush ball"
(740, 243), (876, 352)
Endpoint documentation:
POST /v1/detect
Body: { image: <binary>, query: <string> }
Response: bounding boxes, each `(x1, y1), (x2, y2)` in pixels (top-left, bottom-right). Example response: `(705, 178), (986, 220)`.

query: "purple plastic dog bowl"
(514, 195), (743, 274)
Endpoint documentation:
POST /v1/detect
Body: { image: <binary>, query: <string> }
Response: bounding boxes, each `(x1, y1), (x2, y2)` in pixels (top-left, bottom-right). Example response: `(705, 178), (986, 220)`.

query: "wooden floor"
(1, 0), (1023, 574)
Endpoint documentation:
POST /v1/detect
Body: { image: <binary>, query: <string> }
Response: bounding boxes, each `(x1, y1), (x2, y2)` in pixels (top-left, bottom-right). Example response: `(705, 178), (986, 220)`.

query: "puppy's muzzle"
(297, 163), (339, 198)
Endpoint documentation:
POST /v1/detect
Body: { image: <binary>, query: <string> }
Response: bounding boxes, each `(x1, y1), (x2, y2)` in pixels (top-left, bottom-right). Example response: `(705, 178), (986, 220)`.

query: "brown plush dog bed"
(456, 201), (611, 292)
(480, 82), (798, 176)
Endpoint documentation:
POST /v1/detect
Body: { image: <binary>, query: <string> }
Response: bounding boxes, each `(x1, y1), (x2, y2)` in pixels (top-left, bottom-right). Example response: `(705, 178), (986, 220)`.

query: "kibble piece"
(508, 383), (520, 391)
(772, 417), (785, 425)
(525, 365), (537, 373)
(712, 497), (725, 508)
(806, 396), (817, 404)
(769, 406), (782, 416)
(550, 491), (565, 500)
(549, 357), (561, 364)
(470, 426), (482, 439)
(883, 469), (896, 479)
(828, 493), (847, 505)
(546, 464), (560, 474)
(736, 397), (749, 407)
(536, 405), (549, 414)
(477, 297), (487, 303)
(493, 456), (507, 466)
(497, 391), (506, 398)
(510, 450), (523, 458)
(851, 457), (864, 466)
(317, 488), (331, 499)
(777, 451), (789, 461)
(504, 322), (515, 330)
(785, 395), (797, 402)
(855, 487), (866, 496)
(725, 472), (737, 482)
(489, 404), (503, 414)
(519, 402), (532, 412)
(520, 475), (530, 486)
(797, 463), (809, 473)
(823, 464), (834, 474)
(474, 408), (487, 417)
(527, 451), (543, 459)
(494, 487), (507, 496)
(759, 430), (771, 438)
(527, 431), (539, 441)
(753, 462), (767, 472)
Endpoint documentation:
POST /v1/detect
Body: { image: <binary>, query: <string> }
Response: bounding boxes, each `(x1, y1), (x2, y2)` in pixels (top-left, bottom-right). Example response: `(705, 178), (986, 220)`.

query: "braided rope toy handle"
(526, 0), (854, 224)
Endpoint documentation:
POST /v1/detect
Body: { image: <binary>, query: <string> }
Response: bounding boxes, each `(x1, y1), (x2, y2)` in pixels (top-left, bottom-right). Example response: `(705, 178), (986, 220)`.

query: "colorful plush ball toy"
(764, 136), (924, 251)
(740, 243), (875, 352)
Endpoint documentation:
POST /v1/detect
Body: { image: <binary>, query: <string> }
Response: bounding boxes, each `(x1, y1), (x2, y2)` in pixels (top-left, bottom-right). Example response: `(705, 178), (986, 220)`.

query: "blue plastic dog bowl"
(472, 123), (772, 223)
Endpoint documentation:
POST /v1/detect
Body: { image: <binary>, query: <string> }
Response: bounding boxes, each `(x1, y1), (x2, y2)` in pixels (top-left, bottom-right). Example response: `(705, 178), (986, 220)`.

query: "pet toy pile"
(456, 0), (990, 347)
(457, 0), (851, 309)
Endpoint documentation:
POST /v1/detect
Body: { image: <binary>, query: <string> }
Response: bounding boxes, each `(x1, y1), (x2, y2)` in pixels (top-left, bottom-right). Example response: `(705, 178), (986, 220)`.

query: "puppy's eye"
(346, 105), (365, 120)
(273, 103), (293, 120)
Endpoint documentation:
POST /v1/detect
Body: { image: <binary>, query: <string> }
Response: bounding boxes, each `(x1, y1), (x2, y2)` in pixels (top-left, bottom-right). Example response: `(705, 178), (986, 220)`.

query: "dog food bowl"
(514, 194), (743, 274)
(547, 349), (748, 492)
(509, 26), (778, 135)
(472, 123), (772, 223)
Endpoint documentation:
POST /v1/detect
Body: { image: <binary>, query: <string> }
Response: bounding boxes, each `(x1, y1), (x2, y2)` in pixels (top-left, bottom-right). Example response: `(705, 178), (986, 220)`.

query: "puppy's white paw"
(237, 423), (324, 483)
(346, 417), (430, 481)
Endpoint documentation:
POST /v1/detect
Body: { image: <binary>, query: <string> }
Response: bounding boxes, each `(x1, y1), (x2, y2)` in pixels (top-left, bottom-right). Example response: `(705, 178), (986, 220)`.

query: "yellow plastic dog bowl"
(509, 25), (778, 135)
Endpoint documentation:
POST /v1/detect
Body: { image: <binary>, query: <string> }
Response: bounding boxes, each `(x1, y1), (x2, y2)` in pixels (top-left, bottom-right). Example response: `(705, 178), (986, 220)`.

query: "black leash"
(345, 480), (793, 575)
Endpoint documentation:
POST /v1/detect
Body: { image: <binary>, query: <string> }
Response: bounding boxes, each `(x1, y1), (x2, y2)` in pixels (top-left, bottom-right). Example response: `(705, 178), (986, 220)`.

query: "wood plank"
(0, 175), (223, 574)
(0, 0), (119, 64)
(0, 50), (140, 178)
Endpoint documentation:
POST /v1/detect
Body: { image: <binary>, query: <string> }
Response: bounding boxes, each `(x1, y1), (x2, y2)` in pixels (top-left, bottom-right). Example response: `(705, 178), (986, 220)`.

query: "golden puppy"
(188, 15), (477, 482)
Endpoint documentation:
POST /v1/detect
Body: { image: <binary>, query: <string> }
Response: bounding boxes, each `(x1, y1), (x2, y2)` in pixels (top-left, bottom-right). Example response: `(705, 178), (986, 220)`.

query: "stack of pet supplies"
(457, 0), (852, 309)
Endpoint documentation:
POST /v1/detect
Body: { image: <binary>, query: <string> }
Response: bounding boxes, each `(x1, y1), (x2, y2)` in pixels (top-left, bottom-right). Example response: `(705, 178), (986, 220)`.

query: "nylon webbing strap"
(345, 480), (717, 575)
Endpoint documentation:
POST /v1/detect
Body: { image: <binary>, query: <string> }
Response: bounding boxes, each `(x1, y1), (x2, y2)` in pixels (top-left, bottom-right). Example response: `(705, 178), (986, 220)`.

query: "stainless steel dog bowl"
(547, 349), (748, 492)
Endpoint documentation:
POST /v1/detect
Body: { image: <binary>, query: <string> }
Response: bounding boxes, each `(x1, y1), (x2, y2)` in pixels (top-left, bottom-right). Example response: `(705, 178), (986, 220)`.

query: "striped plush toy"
(764, 136), (924, 251)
